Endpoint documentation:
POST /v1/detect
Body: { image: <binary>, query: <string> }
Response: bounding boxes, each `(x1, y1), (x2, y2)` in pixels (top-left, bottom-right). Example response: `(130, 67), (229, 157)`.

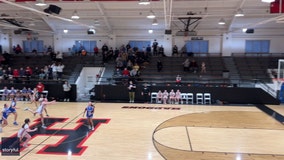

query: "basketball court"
(1, 101), (284, 160)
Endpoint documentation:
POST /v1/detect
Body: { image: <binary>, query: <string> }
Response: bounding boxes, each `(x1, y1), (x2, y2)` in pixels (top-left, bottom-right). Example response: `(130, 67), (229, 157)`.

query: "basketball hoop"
(183, 32), (189, 42)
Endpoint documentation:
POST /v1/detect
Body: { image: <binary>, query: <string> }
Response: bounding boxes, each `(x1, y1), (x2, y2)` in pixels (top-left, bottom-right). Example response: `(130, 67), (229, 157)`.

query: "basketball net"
(183, 32), (189, 42)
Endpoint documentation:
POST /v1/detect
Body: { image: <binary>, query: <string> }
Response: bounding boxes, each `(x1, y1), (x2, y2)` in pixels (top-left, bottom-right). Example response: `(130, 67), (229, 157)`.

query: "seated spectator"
(19, 67), (26, 79)
(157, 90), (163, 103)
(13, 68), (20, 82)
(201, 61), (206, 73)
(21, 86), (29, 101)
(162, 90), (169, 104)
(0, 67), (3, 82)
(175, 89), (181, 104)
(2, 86), (9, 100)
(169, 89), (176, 104)
(25, 66), (32, 80)
(129, 68), (138, 77)
(39, 68), (46, 80)
(113, 68), (122, 78)
(9, 87), (17, 100)
(189, 59), (198, 73)
(122, 68), (130, 77)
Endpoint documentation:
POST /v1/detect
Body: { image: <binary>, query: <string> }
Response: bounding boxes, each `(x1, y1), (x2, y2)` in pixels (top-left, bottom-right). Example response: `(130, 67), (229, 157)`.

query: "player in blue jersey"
(83, 101), (95, 130)
(8, 98), (19, 125)
(1, 104), (10, 129)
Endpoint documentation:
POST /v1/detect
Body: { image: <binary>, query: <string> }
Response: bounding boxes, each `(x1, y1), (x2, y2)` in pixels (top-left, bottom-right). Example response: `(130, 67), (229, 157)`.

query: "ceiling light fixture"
(148, 29), (153, 34)
(63, 29), (68, 33)
(261, 0), (275, 3)
(218, 18), (225, 25)
(147, 10), (156, 19)
(71, 10), (80, 19)
(35, 0), (47, 6)
(235, 8), (244, 17)
(152, 18), (158, 25)
(139, 0), (150, 5)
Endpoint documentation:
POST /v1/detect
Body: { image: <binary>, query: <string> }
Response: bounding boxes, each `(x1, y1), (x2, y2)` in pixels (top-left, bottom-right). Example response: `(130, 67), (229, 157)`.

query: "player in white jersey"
(24, 98), (56, 128)
(17, 118), (37, 148)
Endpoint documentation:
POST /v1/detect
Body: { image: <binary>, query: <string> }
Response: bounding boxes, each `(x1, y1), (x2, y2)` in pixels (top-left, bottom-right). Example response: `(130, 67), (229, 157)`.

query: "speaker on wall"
(165, 30), (172, 35)
(246, 28), (254, 34)
(44, 5), (61, 15)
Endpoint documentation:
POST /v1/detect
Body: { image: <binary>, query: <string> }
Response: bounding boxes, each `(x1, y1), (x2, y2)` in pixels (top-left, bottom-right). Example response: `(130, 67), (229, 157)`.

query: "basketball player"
(0, 104), (9, 131)
(17, 118), (37, 148)
(83, 102), (95, 130)
(25, 98), (56, 128)
(8, 98), (19, 125)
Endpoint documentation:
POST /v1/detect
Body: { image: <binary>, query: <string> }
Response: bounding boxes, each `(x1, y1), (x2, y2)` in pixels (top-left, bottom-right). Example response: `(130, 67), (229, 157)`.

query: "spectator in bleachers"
(152, 39), (158, 56)
(19, 67), (25, 79)
(113, 68), (122, 78)
(159, 45), (165, 57)
(2, 69), (8, 82)
(201, 61), (206, 73)
(173, 45), (178, 56)
(39, 68), (46, 80)
(189, 59), (198, 73)
(183, 58), (190, 72)
(157, 59), (163, 72)
(13, 68), (19, 82)
(56, 51), (63, 62)
(56, 62), (65, 80)
(15, 44), (22, 54)
(122, 68), (130, 77)
(71, 45), (77, 56)
(146, 44), (151, 56)
(48, 65), (53, 79)
(7, 67), (13, 80)
(115, 56), (124, 70)
(130, 68), (138, 77)
(94, 45), (99, 56)
(176, 75), (182, 86)
(114, 47), (119, 60)
(126, 43), (131, 53)
(25, 66), (32, 81)
(33, 66), (40, 79)
(32, 48), (38, 56)
(51, 62), (58, 80)
(126, 60), (133, 70)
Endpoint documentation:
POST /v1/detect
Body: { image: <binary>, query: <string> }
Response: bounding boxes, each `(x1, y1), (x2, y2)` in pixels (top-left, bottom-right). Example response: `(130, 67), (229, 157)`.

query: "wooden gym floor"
(0, 101), (284, 160)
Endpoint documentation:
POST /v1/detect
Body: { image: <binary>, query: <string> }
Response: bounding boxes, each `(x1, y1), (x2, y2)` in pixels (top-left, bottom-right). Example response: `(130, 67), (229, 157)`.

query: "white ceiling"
(0, 0), (283, 37)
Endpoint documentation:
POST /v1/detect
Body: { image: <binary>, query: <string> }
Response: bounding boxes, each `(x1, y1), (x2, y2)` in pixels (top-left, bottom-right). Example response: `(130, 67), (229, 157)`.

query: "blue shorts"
(8, 107), (16, 113)
(86, 114), (93, 118)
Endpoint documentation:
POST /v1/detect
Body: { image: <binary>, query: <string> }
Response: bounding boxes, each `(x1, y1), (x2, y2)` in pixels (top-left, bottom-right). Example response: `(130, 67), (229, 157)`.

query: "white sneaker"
(42, 125), (47, 129)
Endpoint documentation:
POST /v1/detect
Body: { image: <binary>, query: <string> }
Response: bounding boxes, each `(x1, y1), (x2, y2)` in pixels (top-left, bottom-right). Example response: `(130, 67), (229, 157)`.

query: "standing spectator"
(183, 58), (190, 72)
(157, 59), (163, 72)
(141, 83), (150, 103)
(152, 39), (158, 56)
(173, 45), (178, 56)
(128, 80), (136, 103)
(126, 43), (131, 53)
(63, 81), (72, 102)
(15, 44), (22, 54)
(51, 62), (58, 80)
(36, 82), (45, 98)
(159, 45), (165, 57)
(56, 51), (63, 62)
(94, 45), (99, 56)
(56, 62), (65, 80)
(176, 75), (182, 86)
(146, 44), (152, 57)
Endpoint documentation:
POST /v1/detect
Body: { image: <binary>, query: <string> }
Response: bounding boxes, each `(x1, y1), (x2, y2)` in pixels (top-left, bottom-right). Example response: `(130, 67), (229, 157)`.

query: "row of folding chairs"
(150, 92), (211, 104)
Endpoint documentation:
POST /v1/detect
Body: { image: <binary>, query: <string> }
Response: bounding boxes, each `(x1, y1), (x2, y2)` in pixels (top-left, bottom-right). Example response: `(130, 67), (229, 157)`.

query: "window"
(245, 40), (270, 53)
(185, 40), (209, 53)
